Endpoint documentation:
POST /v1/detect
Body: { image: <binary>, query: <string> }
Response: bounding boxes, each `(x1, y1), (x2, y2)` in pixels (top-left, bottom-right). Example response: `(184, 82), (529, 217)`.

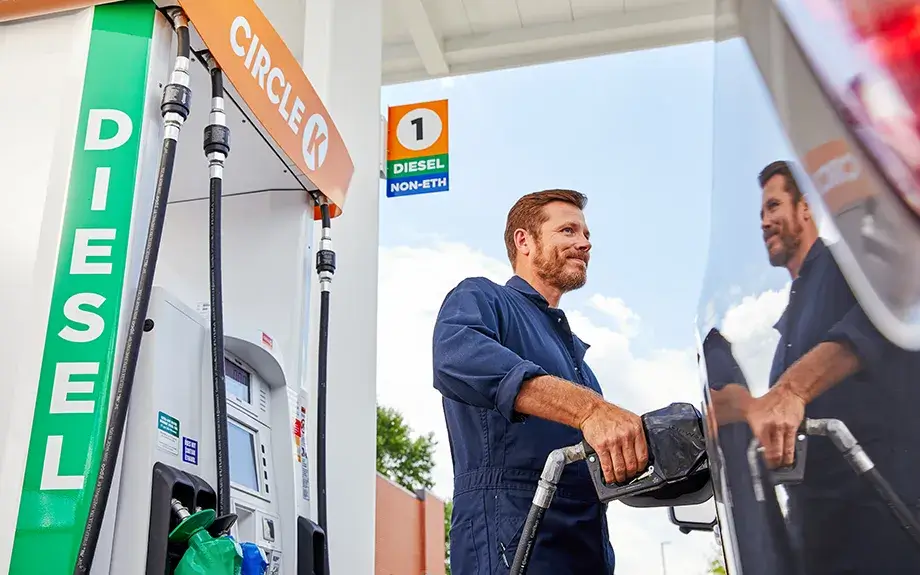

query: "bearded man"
(742, 161), (920, 574)
(432, 189), (647, 575)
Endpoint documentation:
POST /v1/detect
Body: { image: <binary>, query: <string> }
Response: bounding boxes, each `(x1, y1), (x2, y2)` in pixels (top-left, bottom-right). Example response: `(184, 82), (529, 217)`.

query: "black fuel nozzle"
(583, 402), (709, 504)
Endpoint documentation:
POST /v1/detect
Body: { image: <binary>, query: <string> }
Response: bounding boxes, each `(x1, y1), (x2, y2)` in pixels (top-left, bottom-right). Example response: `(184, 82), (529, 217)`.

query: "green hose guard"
(169, 500), (243, 575)
(175, 527), (243, 575)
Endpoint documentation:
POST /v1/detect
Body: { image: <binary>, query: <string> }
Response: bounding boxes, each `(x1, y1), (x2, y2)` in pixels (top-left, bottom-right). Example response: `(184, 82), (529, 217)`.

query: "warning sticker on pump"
(157, 411), (180, 456)
(182, 437), (199, 465)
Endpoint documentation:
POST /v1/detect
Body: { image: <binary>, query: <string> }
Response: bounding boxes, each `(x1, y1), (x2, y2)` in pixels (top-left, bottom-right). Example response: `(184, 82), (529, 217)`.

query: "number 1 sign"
(385, 99), (449, 198)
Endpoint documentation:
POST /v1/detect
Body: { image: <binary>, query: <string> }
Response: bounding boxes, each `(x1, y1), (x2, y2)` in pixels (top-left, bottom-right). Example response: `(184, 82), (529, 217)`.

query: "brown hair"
(758, 160), (803, 203)
(503, 189), (587, 267)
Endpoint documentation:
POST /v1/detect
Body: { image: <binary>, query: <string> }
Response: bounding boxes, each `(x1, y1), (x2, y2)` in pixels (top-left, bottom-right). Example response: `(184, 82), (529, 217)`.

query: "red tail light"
(847, 2), (920, 110)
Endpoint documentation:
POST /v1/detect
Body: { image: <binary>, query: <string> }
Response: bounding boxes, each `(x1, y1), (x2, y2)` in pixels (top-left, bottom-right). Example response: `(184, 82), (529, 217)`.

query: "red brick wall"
(375, 474), (446, 575)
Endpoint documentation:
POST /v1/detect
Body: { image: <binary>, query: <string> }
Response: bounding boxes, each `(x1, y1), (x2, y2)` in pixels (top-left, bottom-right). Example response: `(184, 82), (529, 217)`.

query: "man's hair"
(504, 189), (587, 266)
(758, 160), (803, 203)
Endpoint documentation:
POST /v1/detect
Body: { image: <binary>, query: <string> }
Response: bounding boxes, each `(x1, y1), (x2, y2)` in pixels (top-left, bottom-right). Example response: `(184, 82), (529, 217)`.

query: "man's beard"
(533, 238), (588, 292)
(766, 220), (803, 268)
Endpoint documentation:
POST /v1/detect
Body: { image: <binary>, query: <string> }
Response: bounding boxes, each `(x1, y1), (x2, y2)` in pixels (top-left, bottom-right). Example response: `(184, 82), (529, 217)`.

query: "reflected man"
(744, 160), (920, 574)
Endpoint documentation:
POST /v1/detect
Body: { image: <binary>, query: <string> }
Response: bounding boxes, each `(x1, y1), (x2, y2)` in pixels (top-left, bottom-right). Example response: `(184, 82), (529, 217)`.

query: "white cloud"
(589, 294), (642, 338)
(376, 240), (788, 574)
(719, 284), (789, 396)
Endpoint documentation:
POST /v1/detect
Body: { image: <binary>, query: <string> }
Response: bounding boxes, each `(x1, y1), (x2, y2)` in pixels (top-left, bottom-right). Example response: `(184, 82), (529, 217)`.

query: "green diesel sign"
(386, 153), (449, 179)
(9, 2), (156, 572)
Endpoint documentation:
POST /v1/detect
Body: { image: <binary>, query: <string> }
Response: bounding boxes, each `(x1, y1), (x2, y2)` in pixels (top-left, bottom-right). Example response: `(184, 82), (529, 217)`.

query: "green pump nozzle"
(169, 499), (243, 575)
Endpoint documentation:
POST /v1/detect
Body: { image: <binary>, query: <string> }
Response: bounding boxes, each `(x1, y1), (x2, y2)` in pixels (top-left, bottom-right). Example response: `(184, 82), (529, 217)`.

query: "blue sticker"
(182, 437), (198, 465)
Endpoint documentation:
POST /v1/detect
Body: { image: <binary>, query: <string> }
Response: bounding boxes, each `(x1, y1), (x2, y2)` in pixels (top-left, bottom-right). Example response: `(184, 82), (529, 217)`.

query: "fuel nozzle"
(169, 499), (243, 575)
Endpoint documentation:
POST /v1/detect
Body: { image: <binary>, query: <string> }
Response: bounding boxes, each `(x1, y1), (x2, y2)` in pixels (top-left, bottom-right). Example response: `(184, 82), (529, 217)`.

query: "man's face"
(760, 174), (805, 268)
(529, 201), (592, 292)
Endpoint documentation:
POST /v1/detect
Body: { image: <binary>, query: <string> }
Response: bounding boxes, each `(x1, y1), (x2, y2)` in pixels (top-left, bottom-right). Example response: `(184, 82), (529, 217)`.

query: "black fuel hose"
(509, 444), (586, 575)
(509, 503), (545, 574)
(864, 467), (920, 547)
(314, 198), (335, 535)
(73, 9), (192, 575)
(203, 53), (232, 518)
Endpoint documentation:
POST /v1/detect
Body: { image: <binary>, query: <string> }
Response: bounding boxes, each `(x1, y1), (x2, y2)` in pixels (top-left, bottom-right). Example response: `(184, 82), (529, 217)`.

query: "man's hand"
(744, 384), (806, 469)
(580, 402), (649, 484)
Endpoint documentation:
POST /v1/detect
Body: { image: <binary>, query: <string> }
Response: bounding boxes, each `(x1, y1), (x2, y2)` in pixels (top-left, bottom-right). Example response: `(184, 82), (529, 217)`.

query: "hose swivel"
(315, 195), (335, 291)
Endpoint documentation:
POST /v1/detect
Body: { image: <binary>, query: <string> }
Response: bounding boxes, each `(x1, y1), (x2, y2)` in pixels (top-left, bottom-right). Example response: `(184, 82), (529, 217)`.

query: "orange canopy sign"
(178, 0), (354, 218)
(0, 0), (117, 22)
(0, 0), (354, 218)
(803, 139), (876, 215)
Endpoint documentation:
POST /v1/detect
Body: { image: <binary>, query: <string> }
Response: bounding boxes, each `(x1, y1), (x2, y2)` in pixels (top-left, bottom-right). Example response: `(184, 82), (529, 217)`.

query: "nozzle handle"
(582, 440), (662, 503)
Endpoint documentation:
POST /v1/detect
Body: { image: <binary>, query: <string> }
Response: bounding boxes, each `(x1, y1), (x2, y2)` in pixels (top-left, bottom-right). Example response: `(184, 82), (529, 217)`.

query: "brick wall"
(375, 473), (446, 575)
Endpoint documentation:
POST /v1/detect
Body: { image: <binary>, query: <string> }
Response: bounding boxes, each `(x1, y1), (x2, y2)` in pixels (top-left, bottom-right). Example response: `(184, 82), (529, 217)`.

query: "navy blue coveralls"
(432, 275), (615, 575)
(769, 239), (920, 574)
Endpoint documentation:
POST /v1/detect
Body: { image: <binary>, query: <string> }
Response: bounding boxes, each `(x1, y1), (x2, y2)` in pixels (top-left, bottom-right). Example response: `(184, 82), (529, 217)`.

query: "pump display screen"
(228, 420), (260, 492)
(225, 359), (251, 403)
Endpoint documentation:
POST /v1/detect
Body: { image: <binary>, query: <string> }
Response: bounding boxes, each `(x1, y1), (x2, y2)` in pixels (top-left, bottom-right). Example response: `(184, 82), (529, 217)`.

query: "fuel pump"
(1, 2), (350, 573)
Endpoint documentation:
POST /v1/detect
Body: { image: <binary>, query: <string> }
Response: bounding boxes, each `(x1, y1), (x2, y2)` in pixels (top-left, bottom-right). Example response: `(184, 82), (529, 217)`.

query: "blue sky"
(379, 38), (795, 354)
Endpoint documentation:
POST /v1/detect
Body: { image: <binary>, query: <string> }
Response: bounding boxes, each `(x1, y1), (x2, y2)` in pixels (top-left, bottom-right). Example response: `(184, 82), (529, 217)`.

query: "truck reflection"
(706, 161), (920, 574)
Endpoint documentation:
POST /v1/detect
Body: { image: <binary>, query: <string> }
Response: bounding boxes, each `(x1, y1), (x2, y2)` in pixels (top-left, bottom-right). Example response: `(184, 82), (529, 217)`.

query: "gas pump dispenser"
(0, 1), (353, 574)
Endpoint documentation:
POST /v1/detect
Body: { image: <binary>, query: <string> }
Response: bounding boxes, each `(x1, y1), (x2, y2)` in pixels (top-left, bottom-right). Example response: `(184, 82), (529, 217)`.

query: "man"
(742, 160), (920, 574)
(432, 189), (648, 574)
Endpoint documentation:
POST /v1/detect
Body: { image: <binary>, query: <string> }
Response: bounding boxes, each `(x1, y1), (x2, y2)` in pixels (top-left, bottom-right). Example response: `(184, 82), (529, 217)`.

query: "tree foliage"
(376, 404), (437, 492)
(444, 499), (453, 575)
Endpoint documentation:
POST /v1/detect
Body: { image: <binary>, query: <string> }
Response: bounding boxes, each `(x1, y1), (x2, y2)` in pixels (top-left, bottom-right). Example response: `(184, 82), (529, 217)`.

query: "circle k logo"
(303, 113), (329, 171)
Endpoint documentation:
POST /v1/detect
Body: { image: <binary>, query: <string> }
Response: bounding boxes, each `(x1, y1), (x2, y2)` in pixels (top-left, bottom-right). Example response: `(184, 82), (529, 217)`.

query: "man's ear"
(514, 228), (531, 257)
(800, 198), (812, 222)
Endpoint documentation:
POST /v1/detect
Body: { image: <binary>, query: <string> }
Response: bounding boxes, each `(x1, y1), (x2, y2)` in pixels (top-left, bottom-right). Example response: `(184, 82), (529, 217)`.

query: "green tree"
(444, 499), (453, 575)
(376, 404), (437, 492)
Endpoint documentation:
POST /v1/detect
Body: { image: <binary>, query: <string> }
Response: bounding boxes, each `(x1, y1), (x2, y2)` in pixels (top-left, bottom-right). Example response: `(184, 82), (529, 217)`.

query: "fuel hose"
(509, 443), (586, 575)
(73, 8), (193, 575)
(314, 195), (336, 536)
(202, 51), (232, 518)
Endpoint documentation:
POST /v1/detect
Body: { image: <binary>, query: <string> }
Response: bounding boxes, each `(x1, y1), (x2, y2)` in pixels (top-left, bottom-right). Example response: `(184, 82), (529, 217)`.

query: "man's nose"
(576, 236), (591, 252)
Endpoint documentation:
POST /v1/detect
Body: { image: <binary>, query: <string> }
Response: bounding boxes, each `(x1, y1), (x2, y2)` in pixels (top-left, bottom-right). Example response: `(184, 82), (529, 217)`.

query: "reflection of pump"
(74, 9), (194, 574)
(748, 418), (920, 549)
(508, 402), (713, 575)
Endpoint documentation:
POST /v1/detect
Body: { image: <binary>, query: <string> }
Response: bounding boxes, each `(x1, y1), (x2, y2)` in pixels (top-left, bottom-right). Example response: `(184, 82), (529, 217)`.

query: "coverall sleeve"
(822, 303), (894, 370)
(432, 280), (548, 423)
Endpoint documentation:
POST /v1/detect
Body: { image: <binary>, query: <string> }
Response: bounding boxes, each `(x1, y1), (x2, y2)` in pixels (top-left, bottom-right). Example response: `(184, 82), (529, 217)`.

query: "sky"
(374, 37), (811, 574)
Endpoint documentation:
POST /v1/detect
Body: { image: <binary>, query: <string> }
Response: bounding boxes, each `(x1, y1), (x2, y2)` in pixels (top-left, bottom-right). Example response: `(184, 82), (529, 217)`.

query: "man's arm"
(772, 341), (861, 403)
(774, 302), (889, 402)
(746, 302), (890, 468)
(432, 279), (549, 422)
(432, 279), (648, 482)
(514, 374), (606, 429)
